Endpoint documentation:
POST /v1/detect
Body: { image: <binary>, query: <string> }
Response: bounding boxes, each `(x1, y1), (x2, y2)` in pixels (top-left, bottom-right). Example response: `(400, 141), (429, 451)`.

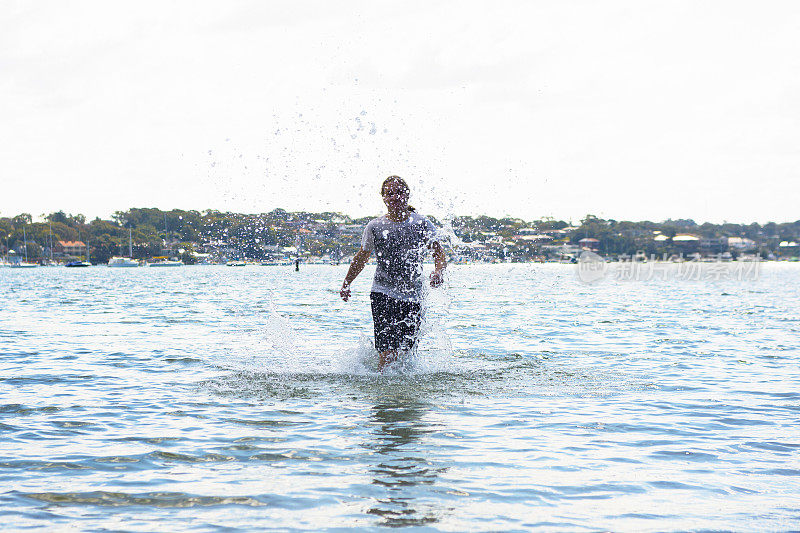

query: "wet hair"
(381, 175), (416, 212)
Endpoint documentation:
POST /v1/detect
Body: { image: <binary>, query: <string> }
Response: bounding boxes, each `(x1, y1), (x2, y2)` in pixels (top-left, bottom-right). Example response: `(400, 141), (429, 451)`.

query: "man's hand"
(430, 269), (444, 288)
(340, 284), (351, 302)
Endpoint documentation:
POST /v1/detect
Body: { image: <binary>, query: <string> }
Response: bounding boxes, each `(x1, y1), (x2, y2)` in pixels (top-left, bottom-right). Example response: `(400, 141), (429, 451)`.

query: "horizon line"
(2, 207), (799, 227)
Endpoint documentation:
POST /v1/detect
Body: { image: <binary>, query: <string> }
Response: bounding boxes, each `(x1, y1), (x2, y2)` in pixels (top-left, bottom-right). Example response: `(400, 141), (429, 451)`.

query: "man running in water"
(340, 176), (447, 371)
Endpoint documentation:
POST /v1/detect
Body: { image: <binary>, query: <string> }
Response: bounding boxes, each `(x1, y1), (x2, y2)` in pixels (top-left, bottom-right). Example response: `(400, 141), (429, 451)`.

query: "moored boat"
(108, 229), (140, 267)
(108, 257), (139, 267)
(148, 259), (184, 267)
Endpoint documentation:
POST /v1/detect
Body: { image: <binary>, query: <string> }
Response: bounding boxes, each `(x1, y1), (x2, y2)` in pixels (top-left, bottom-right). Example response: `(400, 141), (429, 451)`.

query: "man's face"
(382, 182), (409, 210)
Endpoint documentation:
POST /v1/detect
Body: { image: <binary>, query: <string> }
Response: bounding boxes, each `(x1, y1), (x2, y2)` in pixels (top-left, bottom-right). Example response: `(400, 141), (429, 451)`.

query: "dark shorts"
(370, 292), (422, 353)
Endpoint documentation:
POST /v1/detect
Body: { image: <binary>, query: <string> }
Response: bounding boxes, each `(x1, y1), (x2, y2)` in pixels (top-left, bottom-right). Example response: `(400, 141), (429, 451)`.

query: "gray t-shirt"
(361, 212), (440, 302)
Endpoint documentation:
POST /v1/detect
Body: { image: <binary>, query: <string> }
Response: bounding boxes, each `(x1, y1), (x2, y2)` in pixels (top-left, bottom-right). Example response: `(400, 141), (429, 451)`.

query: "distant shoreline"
(2, 208), (798, 265)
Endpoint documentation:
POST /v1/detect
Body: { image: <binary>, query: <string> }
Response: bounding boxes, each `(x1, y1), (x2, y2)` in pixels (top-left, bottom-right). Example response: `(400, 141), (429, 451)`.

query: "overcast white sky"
(2, 0), (799, 224)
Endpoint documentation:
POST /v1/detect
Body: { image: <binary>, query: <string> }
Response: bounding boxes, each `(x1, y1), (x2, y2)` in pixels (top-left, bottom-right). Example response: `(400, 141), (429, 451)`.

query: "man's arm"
(340, 249), (371, 301)
(429, 241), (447, 287)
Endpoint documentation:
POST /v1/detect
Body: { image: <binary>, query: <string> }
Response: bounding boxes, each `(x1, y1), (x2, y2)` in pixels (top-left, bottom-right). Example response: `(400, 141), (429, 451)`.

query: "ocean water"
(1, 263), (799, 531)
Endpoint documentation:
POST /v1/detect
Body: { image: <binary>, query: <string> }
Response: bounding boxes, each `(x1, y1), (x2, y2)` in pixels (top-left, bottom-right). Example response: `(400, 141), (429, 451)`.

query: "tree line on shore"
(1, 208), (799, 264)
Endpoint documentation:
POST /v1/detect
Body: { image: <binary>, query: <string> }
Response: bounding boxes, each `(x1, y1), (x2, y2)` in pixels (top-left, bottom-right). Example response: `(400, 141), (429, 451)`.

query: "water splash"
(413, 279), (455, 373)
(220, 292), (299, 373)
(335, 333), (379, 375)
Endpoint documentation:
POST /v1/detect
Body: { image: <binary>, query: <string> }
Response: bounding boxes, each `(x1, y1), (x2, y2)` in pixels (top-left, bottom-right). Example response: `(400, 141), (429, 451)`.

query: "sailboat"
(108, 228), (139, 267)
(10, 227), (39, 268)
(42, 220), (58, 266)
(148, 215), (183, 266)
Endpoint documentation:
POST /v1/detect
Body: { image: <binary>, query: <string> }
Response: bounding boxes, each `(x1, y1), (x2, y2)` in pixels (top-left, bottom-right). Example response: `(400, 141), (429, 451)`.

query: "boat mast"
(49, 220), (54, 262)
(128, 227), (133, 258)
(164, 214), (168, 256)
(23, 226), (28, 263)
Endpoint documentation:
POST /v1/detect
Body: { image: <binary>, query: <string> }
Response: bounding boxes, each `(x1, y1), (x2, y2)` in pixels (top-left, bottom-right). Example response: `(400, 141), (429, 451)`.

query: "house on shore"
(728, 237), (757, 253)
(779, 241), (799, 257)
(513, 233), (553, 245)
(55, 240), (86, 258)
(672, 234), (700, 253)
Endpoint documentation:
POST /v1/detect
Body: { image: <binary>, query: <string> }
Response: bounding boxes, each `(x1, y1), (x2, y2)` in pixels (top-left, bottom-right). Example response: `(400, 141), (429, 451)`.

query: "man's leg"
(378, 349), (397, 371)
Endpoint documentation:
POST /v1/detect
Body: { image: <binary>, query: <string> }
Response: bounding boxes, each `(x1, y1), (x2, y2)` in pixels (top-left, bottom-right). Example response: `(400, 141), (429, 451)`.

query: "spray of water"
(199, 94), (468, 377)
(222, 270), (457, 377)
